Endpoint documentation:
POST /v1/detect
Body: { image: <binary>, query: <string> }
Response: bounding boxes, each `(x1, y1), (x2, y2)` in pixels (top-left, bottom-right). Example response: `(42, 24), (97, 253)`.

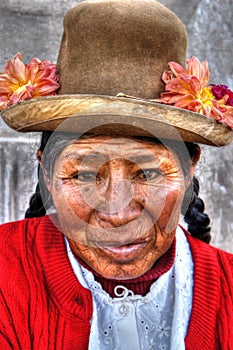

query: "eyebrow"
(127, 154), (160, 164)
(60, 152), (107, 163)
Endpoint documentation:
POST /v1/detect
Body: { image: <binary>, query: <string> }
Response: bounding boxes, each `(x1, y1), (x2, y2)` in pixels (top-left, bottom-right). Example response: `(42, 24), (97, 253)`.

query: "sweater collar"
(37, 215), (93, 320)
(184, 229), (220, 349)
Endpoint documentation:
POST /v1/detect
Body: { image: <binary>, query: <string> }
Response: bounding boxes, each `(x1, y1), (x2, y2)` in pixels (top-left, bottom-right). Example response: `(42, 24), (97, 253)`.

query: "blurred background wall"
(0, 0), (232, 251)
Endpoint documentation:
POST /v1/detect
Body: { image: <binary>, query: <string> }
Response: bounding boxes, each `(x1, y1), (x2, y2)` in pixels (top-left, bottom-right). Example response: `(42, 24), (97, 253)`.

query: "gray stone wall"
(0, 0), (232, 251)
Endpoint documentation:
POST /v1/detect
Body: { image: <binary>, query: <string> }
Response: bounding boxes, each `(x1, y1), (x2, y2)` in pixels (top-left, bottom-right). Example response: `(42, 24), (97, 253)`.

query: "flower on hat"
(0, 53), (59, 110)
(211, 84), (233, 106)
(158, 56), (233, 129)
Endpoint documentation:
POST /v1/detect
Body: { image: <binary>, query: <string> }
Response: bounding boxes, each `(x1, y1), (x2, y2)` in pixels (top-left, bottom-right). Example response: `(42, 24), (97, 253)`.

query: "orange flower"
(0, 53), (59, 110)
(159, 56), (233, 129)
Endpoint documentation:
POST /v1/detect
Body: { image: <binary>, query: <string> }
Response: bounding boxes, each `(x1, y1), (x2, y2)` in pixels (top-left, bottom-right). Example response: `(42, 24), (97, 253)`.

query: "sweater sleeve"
(0, 290), (21, 350)
(184, 231), (233, 349)
(0, 220), (33, 349)
(0, 217), (93, 350)
(0, 334), (14, 349)
(215, 250), (233, 349)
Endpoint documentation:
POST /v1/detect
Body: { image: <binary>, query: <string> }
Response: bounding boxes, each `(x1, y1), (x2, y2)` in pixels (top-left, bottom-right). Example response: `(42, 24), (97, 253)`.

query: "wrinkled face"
(44, 135), (195, 280)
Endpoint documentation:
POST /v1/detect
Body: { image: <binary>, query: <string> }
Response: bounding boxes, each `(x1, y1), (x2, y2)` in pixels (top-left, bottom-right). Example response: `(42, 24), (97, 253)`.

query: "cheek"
(141, 180), (185, 231)
(52, 179), (94, 224)
(157, 190), (182, 230)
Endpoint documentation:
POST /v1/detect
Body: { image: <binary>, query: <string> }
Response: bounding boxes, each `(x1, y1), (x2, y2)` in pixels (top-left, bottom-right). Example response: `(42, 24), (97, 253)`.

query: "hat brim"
(1, 95), (233, 146)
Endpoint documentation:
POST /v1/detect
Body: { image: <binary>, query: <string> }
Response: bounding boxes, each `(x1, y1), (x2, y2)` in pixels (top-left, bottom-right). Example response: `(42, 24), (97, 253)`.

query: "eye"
(73, 171), (100, 182)
(134, 169), (163, 182)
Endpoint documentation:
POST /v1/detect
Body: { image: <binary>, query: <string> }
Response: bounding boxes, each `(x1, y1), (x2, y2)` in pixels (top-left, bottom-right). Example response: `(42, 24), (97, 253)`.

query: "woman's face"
(42, 135), (198, 280)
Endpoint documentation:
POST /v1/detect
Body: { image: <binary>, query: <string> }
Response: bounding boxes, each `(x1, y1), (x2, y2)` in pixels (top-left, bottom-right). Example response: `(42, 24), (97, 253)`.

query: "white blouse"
(65, 226), (193, 350)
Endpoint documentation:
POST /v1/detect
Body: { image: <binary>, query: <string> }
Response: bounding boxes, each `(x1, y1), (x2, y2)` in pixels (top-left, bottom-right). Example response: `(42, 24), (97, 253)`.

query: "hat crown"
(57, 0), (187, 99)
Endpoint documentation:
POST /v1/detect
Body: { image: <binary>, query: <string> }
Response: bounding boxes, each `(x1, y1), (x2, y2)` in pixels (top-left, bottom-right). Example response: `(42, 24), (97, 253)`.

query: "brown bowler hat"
(2, 0), (233, 146)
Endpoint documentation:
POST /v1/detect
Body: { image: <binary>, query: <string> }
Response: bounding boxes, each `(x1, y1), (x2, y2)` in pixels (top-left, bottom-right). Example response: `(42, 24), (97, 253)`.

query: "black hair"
(182, 176), (211, 243)
(25, 131), (211, 243)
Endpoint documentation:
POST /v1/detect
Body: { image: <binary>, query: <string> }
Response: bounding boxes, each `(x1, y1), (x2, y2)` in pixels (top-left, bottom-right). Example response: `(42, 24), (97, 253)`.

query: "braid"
(182, 176), (211, 243)
(25, 180), (46, 218)
(25, 132), (53, 219)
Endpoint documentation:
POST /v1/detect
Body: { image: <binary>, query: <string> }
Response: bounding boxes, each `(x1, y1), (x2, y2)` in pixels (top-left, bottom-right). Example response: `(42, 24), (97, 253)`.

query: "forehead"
(59, 135), (174, 157)
(58, 135), (178, 163)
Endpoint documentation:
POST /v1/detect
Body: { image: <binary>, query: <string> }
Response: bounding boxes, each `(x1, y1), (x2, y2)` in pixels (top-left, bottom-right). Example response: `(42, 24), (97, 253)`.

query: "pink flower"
(0, 52), (59, 110)
(211, 84), (233, 106)
(159, 56), (233, 129)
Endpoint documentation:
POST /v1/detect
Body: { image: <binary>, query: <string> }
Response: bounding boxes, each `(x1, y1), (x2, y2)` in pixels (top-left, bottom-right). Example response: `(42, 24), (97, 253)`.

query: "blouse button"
(119, 303), (131, 317)
(74, 297), (83, 305)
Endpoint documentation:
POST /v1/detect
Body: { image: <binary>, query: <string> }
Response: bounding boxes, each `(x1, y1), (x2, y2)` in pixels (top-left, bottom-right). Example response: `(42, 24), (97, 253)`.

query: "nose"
(97, 202), (142, 227)
(96, 164), (142, 226)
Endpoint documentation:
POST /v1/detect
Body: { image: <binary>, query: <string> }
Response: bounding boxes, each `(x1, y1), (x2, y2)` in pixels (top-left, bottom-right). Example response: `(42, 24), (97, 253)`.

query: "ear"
(36, 150), (52, 193)
(184, 144), (201, 189)
(189, 144), (201, 178)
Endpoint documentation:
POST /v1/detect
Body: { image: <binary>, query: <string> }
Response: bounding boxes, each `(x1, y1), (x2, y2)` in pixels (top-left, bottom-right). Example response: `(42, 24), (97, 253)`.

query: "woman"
(0, 0), (233, 349)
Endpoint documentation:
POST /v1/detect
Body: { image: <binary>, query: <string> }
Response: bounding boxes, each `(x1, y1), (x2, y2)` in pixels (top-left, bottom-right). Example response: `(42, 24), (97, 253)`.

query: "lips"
(96, 237), (150, 260)
(102, 242), (146, 253)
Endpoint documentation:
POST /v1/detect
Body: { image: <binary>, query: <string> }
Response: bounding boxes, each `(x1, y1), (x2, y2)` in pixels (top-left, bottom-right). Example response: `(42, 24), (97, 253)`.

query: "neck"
(71, 238), (176, 297)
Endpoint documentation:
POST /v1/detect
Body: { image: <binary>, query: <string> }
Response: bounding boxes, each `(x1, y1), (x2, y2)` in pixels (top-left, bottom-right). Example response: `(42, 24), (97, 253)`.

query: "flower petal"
(168, 61), (186, 77)
(0, 96), (9, 110)
(34, 79), (60, 96)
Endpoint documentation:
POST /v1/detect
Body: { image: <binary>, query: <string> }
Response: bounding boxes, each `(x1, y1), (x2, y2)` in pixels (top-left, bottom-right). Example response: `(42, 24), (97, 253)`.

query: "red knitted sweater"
(0, 216), (233, 349)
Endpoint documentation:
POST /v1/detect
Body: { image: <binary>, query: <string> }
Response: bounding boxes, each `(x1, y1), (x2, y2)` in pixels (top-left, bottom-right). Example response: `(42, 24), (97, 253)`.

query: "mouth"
(96, 237), (150, 260)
